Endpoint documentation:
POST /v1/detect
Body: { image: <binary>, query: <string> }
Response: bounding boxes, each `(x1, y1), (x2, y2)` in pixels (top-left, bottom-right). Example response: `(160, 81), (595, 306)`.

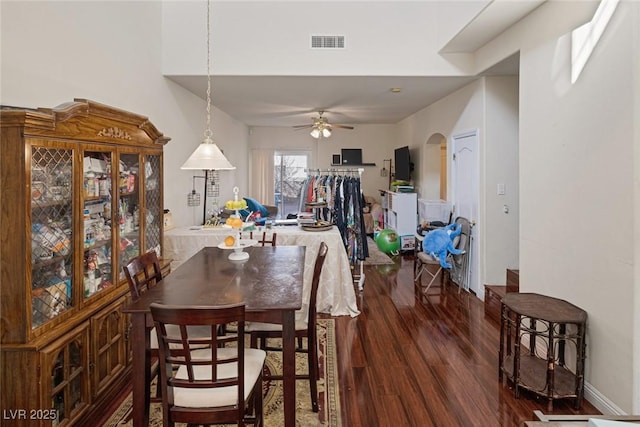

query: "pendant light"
(181, 0), (235, 171)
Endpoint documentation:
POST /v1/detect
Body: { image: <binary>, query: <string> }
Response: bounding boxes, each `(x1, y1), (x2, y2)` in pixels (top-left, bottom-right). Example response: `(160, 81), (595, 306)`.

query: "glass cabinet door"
(143, 154), (162, 255)
(46, 325), (89, 426)
(82, 151), (114, 299)
(30, 146), (74, 330)
(117, 153), (140, 279)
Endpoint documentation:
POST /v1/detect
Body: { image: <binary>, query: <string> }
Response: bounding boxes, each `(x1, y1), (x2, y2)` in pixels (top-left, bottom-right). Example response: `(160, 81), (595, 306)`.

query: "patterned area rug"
(363, 237), (395, 265)
(103, 319), (340, 426)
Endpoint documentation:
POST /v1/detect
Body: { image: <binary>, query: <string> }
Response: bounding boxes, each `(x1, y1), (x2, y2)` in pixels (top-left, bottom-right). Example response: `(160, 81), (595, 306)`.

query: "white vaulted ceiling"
(163, 1), (542, 128)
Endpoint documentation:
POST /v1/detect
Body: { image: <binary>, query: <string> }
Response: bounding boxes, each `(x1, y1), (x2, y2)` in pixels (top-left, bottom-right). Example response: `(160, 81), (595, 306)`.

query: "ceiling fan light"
(322, 128), (332, 138)
(310, 128), (321, 138)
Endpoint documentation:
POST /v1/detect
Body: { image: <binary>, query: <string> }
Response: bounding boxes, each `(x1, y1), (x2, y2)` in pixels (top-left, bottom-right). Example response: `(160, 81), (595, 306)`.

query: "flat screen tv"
(341, 148), (362, 165)
(394, 146), (412, 181)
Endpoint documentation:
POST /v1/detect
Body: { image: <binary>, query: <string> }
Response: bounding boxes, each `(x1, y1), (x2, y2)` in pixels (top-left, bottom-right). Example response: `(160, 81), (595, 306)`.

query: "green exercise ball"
(375, 229), (399, 254)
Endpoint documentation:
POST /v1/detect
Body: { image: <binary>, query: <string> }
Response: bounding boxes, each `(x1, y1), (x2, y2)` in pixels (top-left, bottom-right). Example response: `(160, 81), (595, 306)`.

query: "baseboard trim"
(527, 340), (626, 416)
(584, 381), (627, 415)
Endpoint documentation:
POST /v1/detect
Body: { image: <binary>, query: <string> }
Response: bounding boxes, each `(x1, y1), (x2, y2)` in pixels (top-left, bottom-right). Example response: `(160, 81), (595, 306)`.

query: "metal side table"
(499, 293), (587, 411)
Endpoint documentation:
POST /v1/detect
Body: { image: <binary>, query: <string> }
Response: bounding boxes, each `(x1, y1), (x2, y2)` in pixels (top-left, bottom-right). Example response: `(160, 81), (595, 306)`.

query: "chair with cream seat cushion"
(150, 302), (265, 426)
(246, 241), (328, 413)
(123, 250), (210, 408)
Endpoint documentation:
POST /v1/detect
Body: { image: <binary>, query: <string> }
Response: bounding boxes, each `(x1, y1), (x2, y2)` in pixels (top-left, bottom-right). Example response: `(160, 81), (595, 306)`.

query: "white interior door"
(451, 130), (481, 298)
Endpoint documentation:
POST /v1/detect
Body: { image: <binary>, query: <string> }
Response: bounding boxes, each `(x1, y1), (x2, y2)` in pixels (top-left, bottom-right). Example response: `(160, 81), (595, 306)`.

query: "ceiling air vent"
(311, 35), (345, 49)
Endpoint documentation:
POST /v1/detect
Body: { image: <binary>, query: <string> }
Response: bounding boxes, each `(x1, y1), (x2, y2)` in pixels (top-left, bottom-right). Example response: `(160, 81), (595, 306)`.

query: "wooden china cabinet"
(0, 99), (170, 426)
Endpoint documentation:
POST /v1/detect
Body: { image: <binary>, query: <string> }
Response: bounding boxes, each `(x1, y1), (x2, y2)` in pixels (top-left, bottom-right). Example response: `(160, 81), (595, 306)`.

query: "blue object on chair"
(242, 197), (269, 218)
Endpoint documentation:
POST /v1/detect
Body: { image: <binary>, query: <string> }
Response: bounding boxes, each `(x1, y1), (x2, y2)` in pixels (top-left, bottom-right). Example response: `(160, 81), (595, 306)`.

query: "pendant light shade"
(181, 136), (236, 170)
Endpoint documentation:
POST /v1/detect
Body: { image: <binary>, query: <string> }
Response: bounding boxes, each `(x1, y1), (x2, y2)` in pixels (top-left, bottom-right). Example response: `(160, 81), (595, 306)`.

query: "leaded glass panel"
(31, 146), (73, 329)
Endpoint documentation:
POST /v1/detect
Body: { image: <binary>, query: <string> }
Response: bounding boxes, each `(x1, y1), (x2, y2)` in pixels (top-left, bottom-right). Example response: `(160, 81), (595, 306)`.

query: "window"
(274, 152), (308, 218)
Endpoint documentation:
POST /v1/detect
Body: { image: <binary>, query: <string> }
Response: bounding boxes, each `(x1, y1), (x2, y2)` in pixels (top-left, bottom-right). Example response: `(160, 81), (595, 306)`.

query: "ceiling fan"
(292, 111), (354, 139)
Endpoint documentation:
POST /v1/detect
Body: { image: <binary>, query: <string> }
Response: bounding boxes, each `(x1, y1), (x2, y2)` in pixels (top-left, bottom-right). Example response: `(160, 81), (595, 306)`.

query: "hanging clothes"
(299, 169), (368, 263)
(342, 175), (368, 262)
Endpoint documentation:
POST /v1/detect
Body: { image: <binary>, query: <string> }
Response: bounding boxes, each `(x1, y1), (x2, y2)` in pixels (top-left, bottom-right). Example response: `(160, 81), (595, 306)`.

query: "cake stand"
(217, 239), (257, 261)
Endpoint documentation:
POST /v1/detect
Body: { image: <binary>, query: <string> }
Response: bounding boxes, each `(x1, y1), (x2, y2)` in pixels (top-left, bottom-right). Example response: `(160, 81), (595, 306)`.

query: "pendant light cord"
(205, 0), (212, 140)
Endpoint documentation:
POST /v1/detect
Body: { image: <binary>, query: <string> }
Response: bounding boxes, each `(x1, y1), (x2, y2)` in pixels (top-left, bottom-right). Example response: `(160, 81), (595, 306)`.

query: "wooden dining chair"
(258, 231), (277, 247)
(123, 250), (210, 409)
(247, 241), (328, 412)
(150, 302), (265, 427)
(123, 250), (163, 300)
(123, 250), (165, 406)
(240, 231), (277, 247)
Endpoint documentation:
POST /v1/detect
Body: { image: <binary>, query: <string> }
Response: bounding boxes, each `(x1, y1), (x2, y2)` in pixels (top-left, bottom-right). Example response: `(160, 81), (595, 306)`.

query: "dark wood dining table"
(122, 245), (306, 427)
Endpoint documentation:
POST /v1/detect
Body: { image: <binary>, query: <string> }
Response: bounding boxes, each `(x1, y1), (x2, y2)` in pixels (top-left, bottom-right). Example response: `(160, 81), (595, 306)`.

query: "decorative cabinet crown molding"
(97, 126), (132, 140)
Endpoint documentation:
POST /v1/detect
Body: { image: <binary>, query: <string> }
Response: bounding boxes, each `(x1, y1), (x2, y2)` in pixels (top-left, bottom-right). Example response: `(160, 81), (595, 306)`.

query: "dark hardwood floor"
(327, 255), (601, 426)
(100, 253), (601, 426)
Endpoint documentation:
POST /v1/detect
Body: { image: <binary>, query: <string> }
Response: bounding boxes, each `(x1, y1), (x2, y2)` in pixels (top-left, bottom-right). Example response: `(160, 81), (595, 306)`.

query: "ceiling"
(167, 2), (540, 129)
(169, 74), (483, 127)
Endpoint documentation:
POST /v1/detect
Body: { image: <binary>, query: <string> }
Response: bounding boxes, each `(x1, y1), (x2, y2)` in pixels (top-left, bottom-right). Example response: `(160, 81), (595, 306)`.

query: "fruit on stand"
(224, 235), (235, 247)
(224, 199), (248, 210)
(225, 217), (243, 229)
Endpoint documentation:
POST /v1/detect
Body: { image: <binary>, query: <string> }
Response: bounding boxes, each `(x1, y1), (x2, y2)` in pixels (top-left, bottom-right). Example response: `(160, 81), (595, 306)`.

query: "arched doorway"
(423, 133), (447, 200)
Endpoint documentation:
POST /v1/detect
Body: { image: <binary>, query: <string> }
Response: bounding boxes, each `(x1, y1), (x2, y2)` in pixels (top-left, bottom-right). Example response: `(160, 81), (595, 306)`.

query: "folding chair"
(414, 216), (471, 295)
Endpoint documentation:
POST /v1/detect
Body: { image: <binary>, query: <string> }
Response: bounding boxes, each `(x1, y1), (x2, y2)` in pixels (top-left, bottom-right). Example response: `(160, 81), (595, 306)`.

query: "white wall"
(398, 79), (489, 298)
(421, 142), (442, 201)
(518, 1), (636, 413)
(633, 1), (640, 412)
(475, 0), (639, 414)
(162, 0), (484, 76)
(400, 75), (519, 297)
(483, 76), (519, 284)
(0, 1), (249, 228)
(399, 1), (640, 412)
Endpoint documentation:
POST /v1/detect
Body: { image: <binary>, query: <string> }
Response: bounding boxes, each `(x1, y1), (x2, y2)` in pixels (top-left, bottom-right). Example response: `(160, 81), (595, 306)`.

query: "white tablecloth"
(164, 225), (360, 318)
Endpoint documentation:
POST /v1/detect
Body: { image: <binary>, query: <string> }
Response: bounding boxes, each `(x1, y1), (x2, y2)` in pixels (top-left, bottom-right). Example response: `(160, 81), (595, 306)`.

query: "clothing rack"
(304, 167), (364, 176)
(302, 167), (367, 290)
